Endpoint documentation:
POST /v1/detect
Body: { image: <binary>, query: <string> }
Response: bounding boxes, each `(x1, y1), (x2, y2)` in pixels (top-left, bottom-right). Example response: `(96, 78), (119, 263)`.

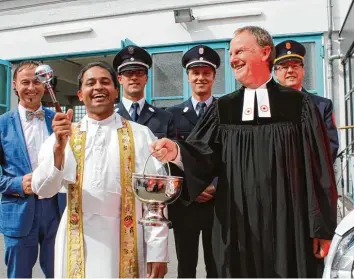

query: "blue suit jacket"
(0, 107), (56, 237)
(303, 89), (339, 162)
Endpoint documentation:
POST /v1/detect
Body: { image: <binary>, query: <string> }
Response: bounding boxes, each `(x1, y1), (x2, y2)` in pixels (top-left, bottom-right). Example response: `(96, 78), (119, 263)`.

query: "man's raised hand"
(52, 109), (73, 153)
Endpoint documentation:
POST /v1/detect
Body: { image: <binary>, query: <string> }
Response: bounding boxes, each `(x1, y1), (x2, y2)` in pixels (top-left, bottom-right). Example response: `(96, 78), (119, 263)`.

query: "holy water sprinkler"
(35, 64), (62, 112)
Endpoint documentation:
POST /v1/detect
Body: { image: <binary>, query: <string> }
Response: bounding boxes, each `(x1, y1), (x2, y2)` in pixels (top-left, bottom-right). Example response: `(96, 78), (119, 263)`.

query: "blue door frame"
(0, 59), (12, 114)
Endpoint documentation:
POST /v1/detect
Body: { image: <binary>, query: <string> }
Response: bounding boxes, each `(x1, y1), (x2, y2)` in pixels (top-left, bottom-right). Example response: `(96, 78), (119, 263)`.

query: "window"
(43, 105), (67, 113)
(302, 42), (317, 91)
(74, 105), (86, 122)
(0, 60), (11, 115)
(150, 51), (184, 107)
(211, 48), (226, 96)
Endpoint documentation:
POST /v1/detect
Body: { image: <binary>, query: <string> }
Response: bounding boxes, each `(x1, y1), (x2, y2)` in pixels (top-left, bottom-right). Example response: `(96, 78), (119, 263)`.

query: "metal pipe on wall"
(327, 0), (343, 100)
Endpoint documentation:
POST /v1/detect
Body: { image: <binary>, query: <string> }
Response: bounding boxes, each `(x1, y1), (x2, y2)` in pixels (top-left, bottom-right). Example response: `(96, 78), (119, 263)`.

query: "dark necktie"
(131, 102), (139, 122)
(26, 110), (44, 121)
(196, 102), (207, 119)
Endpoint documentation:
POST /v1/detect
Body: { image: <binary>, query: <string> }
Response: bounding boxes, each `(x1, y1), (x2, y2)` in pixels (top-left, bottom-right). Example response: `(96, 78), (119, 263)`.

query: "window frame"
(146, 45), (189, 105)
(0, 59), (11, 114)
(342, 46), (354, 199)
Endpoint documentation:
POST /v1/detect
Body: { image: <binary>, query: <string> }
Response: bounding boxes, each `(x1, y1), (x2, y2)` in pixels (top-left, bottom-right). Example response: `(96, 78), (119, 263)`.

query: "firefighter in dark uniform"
(113, 45), (174, 139)
(274, 40), (339, 162)
(166, 45), (220, 278)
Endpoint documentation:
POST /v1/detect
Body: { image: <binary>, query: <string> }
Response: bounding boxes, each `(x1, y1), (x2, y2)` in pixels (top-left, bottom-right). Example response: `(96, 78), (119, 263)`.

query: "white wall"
(0, 0), (330, 60)
(332, 0), (353, 31)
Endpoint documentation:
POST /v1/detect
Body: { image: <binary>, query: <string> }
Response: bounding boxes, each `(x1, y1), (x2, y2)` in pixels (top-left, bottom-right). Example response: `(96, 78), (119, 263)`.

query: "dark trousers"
(4, 198), (59, 278)
(57, 193), (67, 218)
(173, 225), (217, 278)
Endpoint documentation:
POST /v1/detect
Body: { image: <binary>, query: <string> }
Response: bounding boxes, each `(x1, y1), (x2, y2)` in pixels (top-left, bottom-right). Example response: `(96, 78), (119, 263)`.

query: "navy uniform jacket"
(116, 101), (175, 139)
(303, 89), (339, 162)
(166, 98), (215, 228)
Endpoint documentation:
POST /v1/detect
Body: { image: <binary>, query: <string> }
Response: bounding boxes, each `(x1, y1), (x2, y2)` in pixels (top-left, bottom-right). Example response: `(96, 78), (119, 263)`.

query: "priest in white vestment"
(31, 62), (169, 278)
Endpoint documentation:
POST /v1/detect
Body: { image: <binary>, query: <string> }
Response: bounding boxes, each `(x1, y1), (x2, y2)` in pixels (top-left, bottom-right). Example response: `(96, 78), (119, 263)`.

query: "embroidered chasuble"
(31, 113), (169, 278)
(67, 118), (138, 278)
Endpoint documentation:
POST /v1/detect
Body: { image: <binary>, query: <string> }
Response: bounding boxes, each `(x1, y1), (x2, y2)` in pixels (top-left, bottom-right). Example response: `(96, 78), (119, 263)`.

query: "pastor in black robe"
(177, 79), (338, 278)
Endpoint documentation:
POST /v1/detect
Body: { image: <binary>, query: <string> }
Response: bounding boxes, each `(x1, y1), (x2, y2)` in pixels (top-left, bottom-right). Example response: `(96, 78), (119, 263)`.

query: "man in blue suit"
(166, 45), (220, 278)
(113, 45), (175, 139)
(274, 40), (339, 162)
(0, 60), (60, 278)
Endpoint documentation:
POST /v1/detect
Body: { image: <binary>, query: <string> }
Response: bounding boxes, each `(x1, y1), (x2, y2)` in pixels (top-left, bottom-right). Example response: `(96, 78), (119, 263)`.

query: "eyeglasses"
(121, 70), (146, 78)
(275, 64), (304, 72)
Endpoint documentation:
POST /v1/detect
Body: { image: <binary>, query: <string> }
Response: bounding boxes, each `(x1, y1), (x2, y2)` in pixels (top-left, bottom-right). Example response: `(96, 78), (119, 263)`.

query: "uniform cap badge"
(286, 42), (291, 50)
(128, 46), (135, 55)
(199, 47), (204, 55)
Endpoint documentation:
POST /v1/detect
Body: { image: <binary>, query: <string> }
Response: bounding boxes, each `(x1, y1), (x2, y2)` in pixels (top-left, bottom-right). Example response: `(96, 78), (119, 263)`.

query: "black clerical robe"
(178, 79), (337, 278)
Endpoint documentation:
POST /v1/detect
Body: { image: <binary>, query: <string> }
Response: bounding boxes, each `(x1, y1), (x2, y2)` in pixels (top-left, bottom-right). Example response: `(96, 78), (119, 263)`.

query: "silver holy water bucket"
(132, 154), (183, 228)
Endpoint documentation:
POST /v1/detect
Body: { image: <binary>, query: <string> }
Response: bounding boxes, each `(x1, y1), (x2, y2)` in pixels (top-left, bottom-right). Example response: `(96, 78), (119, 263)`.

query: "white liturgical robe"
(32, 113), (169, 278)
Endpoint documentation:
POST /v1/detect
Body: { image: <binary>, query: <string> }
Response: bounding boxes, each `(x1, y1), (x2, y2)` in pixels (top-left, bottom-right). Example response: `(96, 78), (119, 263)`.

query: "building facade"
(0, 0), (353, 204)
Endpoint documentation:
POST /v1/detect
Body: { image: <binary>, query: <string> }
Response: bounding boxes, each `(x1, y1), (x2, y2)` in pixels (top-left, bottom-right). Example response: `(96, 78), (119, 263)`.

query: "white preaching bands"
(242, 76), (272, 121)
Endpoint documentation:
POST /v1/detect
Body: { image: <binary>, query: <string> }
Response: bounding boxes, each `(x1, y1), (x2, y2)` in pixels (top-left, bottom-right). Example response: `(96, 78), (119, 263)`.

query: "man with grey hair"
(150, 26), (337, 278)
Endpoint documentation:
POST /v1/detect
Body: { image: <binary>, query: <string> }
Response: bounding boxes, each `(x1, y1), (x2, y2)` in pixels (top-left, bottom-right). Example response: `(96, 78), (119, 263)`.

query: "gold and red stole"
(67, 117), (139, 278)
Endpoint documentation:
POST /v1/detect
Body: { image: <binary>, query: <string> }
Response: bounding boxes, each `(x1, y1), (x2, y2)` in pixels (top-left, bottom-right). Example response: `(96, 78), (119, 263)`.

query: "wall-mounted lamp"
(42, 27), (93, 38)
(173, 8), (195, 23)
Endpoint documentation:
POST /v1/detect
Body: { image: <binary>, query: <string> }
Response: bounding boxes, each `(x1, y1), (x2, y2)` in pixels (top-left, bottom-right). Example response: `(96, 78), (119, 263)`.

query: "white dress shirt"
(18, 104), (49, 170)
(121, 96), (146, 118)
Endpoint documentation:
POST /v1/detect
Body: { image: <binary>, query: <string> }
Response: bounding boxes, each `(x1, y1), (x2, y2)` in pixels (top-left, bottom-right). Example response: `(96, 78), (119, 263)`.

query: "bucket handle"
(142, 152), (171, 177)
